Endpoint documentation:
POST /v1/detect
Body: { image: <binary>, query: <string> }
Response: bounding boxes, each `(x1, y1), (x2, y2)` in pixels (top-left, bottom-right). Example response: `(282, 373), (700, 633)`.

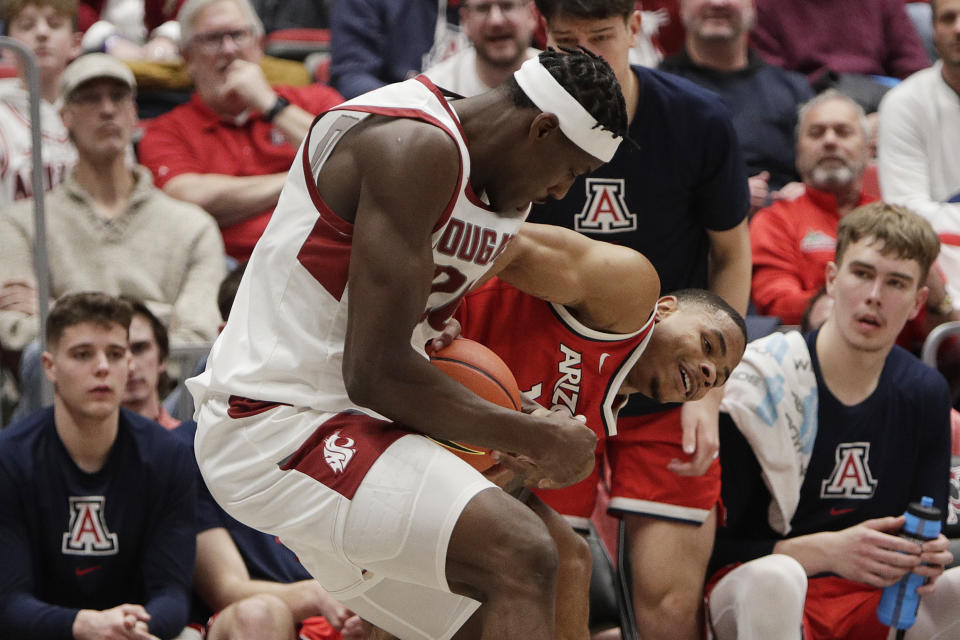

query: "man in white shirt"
(878, 0), (960, 304)
(424, 0), (539, 96)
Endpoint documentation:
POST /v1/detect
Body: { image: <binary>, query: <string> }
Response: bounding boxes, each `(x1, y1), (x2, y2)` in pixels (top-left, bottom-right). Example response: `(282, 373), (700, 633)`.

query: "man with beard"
(424, 0), (539, 96)
(750, 90), (888, 326)
(660, 0), (812, 213)
(877, 0), (960, 311)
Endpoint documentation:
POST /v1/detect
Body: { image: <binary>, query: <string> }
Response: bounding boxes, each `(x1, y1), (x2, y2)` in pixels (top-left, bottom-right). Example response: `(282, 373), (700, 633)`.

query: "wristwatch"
(262, 95), (290, 122)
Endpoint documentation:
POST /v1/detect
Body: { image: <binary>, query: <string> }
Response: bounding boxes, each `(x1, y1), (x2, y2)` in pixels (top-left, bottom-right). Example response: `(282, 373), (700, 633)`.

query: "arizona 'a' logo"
(821, 442), (878, 499)
(574, 179), (636, 233)
(62, 496), (119, 556)
(324, 430), (356, 473)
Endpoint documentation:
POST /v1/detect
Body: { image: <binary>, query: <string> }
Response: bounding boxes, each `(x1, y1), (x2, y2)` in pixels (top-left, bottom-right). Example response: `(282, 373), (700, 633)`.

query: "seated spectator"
(710, 204), (960, 639)
(0, 292), (196, 639)
(0, 52), (224, 357)
(750, 0), (930, 112)
(660, 0), (813, 210)
(750, 90), (877, 325)
(0, 0), (80, 209)
(0, 53), (225, 423)
(423, 0), (538, 96)
(121, 298), (180, 430)
(79, 0), (185, 61)
(330, 0), (465, 99)
(878, 0), (960, 308)
(138, 0), (343, 261)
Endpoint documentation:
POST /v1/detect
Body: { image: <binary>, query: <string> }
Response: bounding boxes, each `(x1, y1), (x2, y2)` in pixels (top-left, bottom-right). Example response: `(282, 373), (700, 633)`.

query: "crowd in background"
(1, 0), (960, 638)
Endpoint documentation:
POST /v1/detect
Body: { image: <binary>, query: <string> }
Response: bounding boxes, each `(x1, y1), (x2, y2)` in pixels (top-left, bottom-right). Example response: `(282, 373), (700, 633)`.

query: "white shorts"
(194, 394), (496, 640)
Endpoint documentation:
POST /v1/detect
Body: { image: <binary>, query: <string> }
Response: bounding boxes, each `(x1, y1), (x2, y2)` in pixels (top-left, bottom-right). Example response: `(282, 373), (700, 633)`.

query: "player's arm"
(340, 121), (594, 488)
(490, 222), (660, 333)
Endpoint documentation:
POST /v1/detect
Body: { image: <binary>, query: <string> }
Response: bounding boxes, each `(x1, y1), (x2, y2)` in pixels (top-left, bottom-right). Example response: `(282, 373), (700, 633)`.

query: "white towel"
(720, 331), (819, 535)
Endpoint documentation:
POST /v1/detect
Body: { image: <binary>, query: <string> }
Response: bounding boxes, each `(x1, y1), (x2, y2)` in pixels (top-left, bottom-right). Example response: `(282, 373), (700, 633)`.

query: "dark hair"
(534, 0), (635, 21)
(120, 296), (173, 397)
(46, 292), (132, 348)
(3, 0), (78, 34)
(218, 261), (247, 322)
(120, 297), (170, 362)
(505, 47), (628, 140)
(672, 288), (748, 347)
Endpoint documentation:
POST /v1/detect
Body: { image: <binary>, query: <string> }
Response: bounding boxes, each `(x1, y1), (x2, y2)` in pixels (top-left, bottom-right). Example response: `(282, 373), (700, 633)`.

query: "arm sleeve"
(710, 414), (783, 573)
(140, 443), (197, 639)
(693, 106), (750, 232)
(749, 205), (816, 324)
(0, 464), (79, 639)
(881, 0), (931, 79)
(0, 205), (41, 350)
(168, 210), (226, 343)
(330, 0), (390, 100)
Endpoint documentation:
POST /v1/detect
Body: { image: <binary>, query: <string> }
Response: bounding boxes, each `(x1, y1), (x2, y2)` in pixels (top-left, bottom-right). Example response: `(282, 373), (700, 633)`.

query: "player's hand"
(497, 408), (595, 489)
(426, 319), (461, 355)
(822, 517), (924, 588)
(220, 59), (276, 112)
(668, 393), (720, 476)
(72, 604), (152, 640)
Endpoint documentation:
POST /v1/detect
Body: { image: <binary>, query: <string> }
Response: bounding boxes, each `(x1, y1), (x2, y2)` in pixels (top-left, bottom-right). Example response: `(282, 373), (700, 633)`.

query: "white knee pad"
(708, 554), (807, 640)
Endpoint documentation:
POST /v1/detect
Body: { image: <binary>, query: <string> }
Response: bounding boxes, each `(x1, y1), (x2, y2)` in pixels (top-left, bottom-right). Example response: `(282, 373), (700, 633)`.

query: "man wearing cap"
(188, 48), (626, 640)
(0, 53), (225, 419)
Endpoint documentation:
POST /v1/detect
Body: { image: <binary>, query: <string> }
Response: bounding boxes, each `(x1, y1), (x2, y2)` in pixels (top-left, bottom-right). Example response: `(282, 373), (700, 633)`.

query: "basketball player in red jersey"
(432, 223), (747, 638)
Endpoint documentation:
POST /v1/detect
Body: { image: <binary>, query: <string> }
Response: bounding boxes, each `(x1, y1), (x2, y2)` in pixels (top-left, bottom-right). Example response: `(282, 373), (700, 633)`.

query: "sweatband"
(513, 56), (621, 162)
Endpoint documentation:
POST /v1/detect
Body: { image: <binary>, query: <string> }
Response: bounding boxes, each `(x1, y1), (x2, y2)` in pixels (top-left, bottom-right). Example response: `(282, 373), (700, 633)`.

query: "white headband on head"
(513, 56), (622, 162)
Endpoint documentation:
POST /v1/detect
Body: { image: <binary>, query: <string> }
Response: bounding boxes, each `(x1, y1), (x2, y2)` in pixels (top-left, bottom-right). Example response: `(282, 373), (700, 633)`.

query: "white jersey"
(189, 75), (527, 431)
(0, 79), (76, 210)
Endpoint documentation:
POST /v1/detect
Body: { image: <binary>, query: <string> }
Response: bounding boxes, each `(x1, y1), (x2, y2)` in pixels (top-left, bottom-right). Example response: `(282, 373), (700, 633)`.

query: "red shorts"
(606, 407), (721, 524)
(706, 565), (888, 640)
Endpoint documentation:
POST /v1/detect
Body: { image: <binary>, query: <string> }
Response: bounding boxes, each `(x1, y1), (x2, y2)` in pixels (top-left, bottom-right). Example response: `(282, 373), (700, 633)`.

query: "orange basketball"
(429, 338), (522, 471)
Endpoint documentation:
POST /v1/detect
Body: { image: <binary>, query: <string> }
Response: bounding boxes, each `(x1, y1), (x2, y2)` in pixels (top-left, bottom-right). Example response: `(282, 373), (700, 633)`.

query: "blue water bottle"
(877, 496), (942, 631)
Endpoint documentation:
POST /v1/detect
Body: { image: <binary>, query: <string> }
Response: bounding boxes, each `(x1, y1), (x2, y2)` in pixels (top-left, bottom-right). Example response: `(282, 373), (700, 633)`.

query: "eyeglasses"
(190, 27), (255, 54)
(464, 1), (530, 17)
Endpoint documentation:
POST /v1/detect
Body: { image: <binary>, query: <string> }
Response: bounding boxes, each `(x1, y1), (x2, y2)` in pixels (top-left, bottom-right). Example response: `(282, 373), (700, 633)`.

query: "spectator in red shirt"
(138, 0), (343, 261)
(750, 89), (954, 333)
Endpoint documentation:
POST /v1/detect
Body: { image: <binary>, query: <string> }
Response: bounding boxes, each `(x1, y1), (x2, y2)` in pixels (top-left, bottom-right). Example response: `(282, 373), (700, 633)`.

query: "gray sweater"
(0, 164), (225, 350)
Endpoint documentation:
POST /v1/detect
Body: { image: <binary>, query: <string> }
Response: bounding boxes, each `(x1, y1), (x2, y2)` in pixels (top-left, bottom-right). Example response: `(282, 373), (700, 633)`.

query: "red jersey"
(457, 278), (655, 517)
(139, 84), (343, 261)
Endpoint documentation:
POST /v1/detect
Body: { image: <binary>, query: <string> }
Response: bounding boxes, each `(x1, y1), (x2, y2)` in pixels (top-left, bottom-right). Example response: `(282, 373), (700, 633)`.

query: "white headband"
(513, 56), (622, 162)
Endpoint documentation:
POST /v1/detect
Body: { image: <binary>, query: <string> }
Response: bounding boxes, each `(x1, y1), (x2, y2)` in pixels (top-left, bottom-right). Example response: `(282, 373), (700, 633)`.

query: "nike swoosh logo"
(599, 353), (611, 372)
(75, 565), (101, 577)
(830, 507), (856, 516)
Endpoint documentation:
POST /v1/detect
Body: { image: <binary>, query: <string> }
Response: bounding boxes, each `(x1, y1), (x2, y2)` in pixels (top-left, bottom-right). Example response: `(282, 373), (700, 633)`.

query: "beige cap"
(60, 53), (136, 100)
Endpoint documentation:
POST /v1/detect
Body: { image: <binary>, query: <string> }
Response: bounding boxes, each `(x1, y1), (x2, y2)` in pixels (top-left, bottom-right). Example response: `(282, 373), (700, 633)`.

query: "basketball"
(429, 338), (522, 471)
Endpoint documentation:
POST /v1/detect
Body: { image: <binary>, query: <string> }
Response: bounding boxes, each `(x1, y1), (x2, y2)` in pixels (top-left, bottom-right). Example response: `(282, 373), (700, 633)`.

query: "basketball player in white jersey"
(0, 0), (79, 210)
(189, 48), (628, 640)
